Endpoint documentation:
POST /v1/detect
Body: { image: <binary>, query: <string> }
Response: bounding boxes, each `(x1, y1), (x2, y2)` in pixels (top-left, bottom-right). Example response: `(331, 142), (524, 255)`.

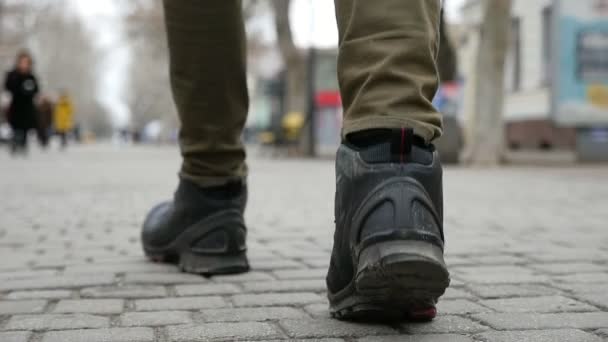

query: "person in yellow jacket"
(53, 91), (74, 149)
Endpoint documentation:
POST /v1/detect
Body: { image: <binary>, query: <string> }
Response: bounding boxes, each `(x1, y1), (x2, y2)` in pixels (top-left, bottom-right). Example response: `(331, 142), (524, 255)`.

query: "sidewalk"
(1, 144), (607, 342)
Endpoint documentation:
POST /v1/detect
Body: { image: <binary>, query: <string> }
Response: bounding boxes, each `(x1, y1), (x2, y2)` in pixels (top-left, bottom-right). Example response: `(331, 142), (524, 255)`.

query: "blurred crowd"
(2, 51), (80, 156)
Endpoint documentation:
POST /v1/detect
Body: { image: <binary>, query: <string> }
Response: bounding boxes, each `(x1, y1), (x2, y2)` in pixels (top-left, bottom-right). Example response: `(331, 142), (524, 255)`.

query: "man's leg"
(327, 0), (449, 321)
(141, 0), (250, 275)
(165, 0), (249, 186)
(336, 0), (442, 140)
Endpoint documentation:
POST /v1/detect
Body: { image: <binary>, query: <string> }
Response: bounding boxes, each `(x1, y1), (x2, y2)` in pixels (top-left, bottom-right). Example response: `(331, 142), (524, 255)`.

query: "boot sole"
(330, 240), (449, 322)
(144, 210), (250, 276)
(148, 249), (249, 276)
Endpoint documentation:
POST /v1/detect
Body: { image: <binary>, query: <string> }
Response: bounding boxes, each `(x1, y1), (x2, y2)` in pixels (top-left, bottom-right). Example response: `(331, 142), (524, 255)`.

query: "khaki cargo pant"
(164, 0), (442, 186)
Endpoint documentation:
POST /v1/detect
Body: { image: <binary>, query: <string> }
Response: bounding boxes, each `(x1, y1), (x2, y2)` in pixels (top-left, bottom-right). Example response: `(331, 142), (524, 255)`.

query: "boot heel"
(329, 240), (450, 321)
(356, 240), (449, 295)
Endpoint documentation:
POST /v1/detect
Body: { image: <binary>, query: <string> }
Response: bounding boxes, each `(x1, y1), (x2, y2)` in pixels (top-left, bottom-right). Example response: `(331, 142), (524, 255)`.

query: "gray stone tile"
(41, 328), (154, 342)
(53, 299), (124, 314)
(81, 286), (167, 298)
(473, 312), (608, 330)
(4, 314), (109, 331)
(273, 268), (328, 280)
(174, 283), (241, 296)
(201, 306), (307, 322)
(0, 332), (32, 342)
(437, 299), (491, 315)
(304, 303), (330, 318)
(401, 316), (490, 334)
(0, 274), (116, 291)
(120, 311), (192, 326)
(124, 273), (206, 285)
(528, 263), (606, 275)
(279, 319), (397, 338)
(572, 293), (608, 309)
(480, 295), (598, 313)
(359, 335), (474, 342)
(475, 329), (603, 342)
(442, 288), (475, 300)
(232, 292), (325, 307)
(553, 273), (608, 283)
(166, 322), (282, 341)
(210, 272), (275, 282)
(0, 300), (47, 314)
(242, 279), (326, 293)
(135, 296), (226, 311)
(466, 284), (562, 298)
(5, 290), (72, 300)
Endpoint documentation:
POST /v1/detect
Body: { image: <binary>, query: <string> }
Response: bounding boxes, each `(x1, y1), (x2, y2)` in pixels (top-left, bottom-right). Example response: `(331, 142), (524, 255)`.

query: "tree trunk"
(271, 0), (307, 117)
(464, 0), (512, 166)
(438, 8), (458, 83)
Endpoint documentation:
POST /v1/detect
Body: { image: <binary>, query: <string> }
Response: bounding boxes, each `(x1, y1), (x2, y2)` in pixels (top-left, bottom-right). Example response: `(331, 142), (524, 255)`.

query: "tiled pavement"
(1, 144), (607, 342)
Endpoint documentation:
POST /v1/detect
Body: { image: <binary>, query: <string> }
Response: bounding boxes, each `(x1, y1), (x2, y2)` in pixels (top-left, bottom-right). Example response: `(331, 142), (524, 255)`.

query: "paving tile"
(359, 335), (474, 342)
(5, 290), (72, 300)
(466, 284), (562, 298)
(63, 262), (177, 274)
(201, 306), (307, 322)
(242, 279), (326, 293)
(437, 299), (491, 315)
(528, 263), (606, 275)
(124, 273), (206, 285)
(555, 283), (608, 294)
(273, 268), (328, 280)
(174, 283), (241, 296)
(120, 311), (192, 326)
(4, 314), (109, 331)
(165, 322), (282, 341)
(279, 319), (397, 338)
(135, 296), (226, 311)
(442, 288), (475, 300)
(401, 316), (490, 334)
(250, 258), (304, 270)
(475, 329), (603, 342)
(0, 274), (116, 291)
(0, 332), (32, 342)
(553, 273), (608, 283)
(53, 299), (124, 314)
(41, 328), (154, 342)
(304, 303), (330, 318)
(480, 295), (597, 313)
(232, 292), (325, 307)
(210, 272), (275, 282)
(473, 312), (608, 330)
(0, 300), (47, 314)
(81, 286), (167, 298)
(572, 293), (608, 309)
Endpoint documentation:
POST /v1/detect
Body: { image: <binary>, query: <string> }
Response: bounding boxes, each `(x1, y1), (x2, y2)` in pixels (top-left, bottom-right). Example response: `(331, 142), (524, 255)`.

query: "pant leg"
(10, 129), (23, 153)
(163, 0), (249, 186)
(60, 132), (68, 148)
(334, 0), (442, 142)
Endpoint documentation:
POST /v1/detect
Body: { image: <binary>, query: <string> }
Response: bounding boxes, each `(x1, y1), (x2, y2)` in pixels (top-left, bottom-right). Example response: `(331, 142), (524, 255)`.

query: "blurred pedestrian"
(37, 95), (54, 148)
(4, 51), (40, 155)
(53, 90), (74, 149)
(142, 0), (448, 323)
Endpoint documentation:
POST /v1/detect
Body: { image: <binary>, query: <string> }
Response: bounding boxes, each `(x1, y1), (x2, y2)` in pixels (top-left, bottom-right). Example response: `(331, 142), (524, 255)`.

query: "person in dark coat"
(4, 51), (39, 154)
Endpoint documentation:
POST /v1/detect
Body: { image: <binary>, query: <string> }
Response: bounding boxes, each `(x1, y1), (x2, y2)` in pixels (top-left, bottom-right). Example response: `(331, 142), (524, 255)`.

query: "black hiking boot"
(327, 128), (450, 322)
(142, 178), (249, 275)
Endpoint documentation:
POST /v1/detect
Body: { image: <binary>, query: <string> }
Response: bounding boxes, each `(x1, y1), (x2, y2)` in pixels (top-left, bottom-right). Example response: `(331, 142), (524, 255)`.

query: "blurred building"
(458, 0), (578, 151)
